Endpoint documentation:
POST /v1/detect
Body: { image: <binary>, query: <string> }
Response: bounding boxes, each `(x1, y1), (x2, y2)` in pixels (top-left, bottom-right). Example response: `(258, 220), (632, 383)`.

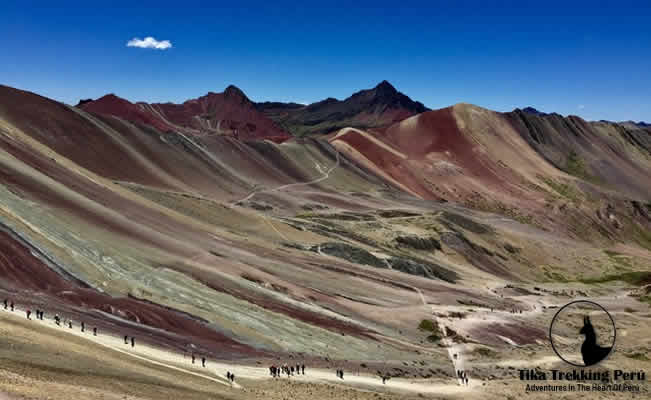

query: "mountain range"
(0, 81), (649, 382)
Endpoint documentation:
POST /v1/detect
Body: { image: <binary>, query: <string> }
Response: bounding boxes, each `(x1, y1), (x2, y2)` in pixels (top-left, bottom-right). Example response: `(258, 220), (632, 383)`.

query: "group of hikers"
(456, 369), (469, 386)
(4, 297), (475, 388)
(269, 363), (306, 378)
(187, 352), (208, 368)
(53, 313), (97, 336)
(5, 297), (117, 341)
(25, 308), (45, 320)
(3, 297), (236, 384)
(123, 335), (136, 347)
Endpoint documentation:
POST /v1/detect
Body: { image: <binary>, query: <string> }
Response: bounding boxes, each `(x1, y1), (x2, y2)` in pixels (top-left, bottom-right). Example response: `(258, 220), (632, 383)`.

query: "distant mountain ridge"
(256, 80), (429, 136)
(78, 86), (291, 142)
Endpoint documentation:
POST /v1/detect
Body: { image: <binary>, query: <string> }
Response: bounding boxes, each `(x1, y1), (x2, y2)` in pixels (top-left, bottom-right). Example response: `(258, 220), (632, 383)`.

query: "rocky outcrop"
(311, 242), (387, 269)
(395, 236), (442, 251)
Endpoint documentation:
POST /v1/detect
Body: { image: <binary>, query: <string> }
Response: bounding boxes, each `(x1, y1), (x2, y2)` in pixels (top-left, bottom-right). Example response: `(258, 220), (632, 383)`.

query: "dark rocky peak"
(521, 107), (546, 116)
(224, 84), (248, 101)
(374, 80), (398, 95)
(75, 98), (94, 107)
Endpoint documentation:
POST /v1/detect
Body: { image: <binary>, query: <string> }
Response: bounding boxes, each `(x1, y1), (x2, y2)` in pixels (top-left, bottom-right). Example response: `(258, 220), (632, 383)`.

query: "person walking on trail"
(81, 321), (85, 332)
(68, 321), (72, 329)
(201, 357), (206, 368)
(3, 299), (6, 310)
(26, 309), (31, 319)
(301, 364), (305, 375)
(131, 337), (135, 348)
(54, 314), (60, 326)
(290, 365), (294, 376)
(124, 335), (128, 344)
(93, 327), (97, 336)
(10, 302), (14, 311)
(296, 364), (300, 375)
(191, 354), (195, 364)
(230, 373), (235, 383)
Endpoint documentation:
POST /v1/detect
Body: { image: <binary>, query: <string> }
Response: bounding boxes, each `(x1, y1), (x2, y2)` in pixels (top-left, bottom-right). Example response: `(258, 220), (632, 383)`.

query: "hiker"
(290, 365), (294, 376)
(68, 321), (72, 329)
(131, 337), (135, 348)
(301, 364), (305, 375)
(296, 364), (300, 375)
(230, 373), (235, 383)
(192, 354), (196, 364)
(226, 371), (231, 381)
(465, 376), (469, 386)
(81, 322), (85, 332)
(124, 335), (129, 344)
(26, 309), (31, 319)
(10, 302), (14, 311)
(93, 327), (97, 336)
(202, 357), (206, 367)
(3, 299), (6, 309)
(54, 314), (60, 325)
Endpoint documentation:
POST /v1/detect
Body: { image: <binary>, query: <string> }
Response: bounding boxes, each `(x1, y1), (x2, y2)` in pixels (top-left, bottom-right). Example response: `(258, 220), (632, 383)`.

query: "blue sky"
(2, 1), (650, 121)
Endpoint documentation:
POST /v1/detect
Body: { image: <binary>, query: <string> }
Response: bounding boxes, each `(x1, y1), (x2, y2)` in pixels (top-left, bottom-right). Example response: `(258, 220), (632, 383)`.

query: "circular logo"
(549, 300), (616, 367)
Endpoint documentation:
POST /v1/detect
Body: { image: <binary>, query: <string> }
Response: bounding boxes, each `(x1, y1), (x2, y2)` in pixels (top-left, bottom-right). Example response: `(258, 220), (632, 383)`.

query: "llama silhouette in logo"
(579, 315), (612, 366)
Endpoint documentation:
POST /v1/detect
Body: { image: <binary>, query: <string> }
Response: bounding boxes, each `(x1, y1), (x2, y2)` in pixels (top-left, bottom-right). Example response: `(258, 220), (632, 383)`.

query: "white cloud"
(127, 36), (172, 50)
(578, 104), (585, 110)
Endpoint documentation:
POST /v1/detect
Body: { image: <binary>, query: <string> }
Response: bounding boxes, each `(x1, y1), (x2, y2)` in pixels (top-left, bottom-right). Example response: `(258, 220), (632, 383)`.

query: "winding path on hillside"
(235, 147), (340, 204)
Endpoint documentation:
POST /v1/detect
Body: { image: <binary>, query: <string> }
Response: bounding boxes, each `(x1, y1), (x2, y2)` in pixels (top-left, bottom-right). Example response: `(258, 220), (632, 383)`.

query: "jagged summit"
(374, 80), (397, 92)
(223, 84), (247, 101)
(520, 106), (546, 115)
(257, 81), (428, 136)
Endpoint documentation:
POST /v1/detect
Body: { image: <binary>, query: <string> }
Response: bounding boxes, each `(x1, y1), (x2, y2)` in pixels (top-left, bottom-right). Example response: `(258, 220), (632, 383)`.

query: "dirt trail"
(1, 307), (474, 395)
(236, 147), (340, 204)
(228, 144), (341, 242)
